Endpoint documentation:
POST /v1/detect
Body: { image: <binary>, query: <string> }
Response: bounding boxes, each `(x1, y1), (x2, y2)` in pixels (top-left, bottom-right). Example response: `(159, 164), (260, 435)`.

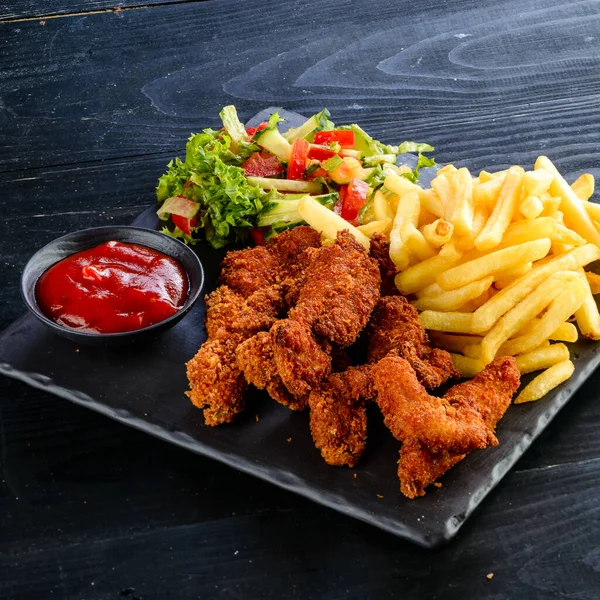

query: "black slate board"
(0, 108), (598, 548)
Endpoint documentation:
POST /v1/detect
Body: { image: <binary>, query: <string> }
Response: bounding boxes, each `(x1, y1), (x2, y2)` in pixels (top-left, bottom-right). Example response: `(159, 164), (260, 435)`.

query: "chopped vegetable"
(156, 105), (434, 247)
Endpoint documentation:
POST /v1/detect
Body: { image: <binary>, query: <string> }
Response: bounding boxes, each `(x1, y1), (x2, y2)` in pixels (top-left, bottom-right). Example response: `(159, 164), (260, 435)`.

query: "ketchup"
(35, 241), (188, 334)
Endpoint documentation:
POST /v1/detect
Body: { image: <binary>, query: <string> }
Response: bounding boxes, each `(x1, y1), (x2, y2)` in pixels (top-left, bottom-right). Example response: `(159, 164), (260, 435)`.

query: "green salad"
(156, 105), (434, 248)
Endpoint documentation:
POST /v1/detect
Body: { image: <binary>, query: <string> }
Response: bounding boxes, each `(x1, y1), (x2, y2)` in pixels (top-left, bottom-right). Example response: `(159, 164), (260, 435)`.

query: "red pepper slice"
(245, 121), (268, 138)
(250, 226), (267, 246)
(172, 214), (197, 235)
(313, 130), (355, 148)
(341, 178), (369, 225)
(242, 151), (284, 178)
(307, 145), (338, 161)
(287, 138), (310, 180)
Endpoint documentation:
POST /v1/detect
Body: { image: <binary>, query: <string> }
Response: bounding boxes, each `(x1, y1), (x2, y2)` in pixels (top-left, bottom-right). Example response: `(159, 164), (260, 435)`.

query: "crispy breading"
(186, 338), (247, 426)
(369, 233), (399, 296)
(271, 319), (332, 397)
(374, 355), (520, 498)
(308, 366), (373, 467)
(236, 331), (307, 411)
(218, 245), (279, 297)
(368, 296), (458, 389)
(266, 225), (322, 281)
(373, 355), (494, 454)
(289, 231), (381, 347)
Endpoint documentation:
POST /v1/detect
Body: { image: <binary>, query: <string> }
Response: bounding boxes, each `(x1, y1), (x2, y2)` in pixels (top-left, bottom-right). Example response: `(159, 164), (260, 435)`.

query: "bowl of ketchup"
(21, 226), (204, 345)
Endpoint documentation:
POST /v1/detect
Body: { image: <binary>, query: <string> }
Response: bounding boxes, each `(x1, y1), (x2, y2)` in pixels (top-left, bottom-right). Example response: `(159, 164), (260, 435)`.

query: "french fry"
(436, 164), (458, 178)
(429, 332), (483, 353)
(373, 190), (394, 221)
(493, 262), (533, 289)
(535, 156), (600, 246)
(479, 272), (578, 365)
(418, 209), (439, 228)
(581, 200), (600, 223)
(571, 173), (595, 201)
(475, 166), (524, 251)
(418, 188), (445, 217)
(297, 195), (370, 250)
(473, 176), (503, 209)
(437, 238), (551, 291)
(403, 223), (436, 261)
(459, 288), (493, 312)
(574, 267), (600, 340)
(449, 353), (484, 377)
(395, 243), (462, 295)
(389, 190), (421, 269)
(515, 318), (579, 343)
(384, 170), (419, 197)
(357, 218), (392, 238)
(471, 243), (600, 333)
(499, 279), (587, 356)
(477, 170), (495, 184)
(419, 311), (474, 333)
(550, 223), (587, 246)
(462, 344), (482, 359)
(514, 360), (575, 404)
(431, 174), (454, 221)
(412, 276), (494, 312)
(515, 343), (570, 374)
(585, 271), (600, 294)
(449, 168), (474, 236)
(420, 218), (454, 247)
(523, 169), (553, 197)
(519, 195), (544, 220)
(540, 195), (561, 219)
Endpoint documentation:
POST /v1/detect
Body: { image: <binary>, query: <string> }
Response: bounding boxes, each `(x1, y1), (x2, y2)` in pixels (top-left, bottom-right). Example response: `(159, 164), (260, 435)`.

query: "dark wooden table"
(2, 1), (600, 597)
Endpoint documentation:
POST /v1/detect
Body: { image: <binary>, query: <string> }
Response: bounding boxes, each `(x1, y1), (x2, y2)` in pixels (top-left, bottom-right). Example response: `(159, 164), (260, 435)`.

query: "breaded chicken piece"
(218, 245), (279, 298)
(186, 338), (247, 426)
(369, 233), (399, 296)
(397, 444), (466, 499)
(270, 319), (332, 397)
(373, 355), (520, 497)
(205, 286), (279, 340)
(289, 230), (381, 347)
(368, 296), (458, 389)
(308, 365), (375, 466)
(266, 226), (322, 281)
(373, 355), (495, 454)
(236, 331), (307, 411)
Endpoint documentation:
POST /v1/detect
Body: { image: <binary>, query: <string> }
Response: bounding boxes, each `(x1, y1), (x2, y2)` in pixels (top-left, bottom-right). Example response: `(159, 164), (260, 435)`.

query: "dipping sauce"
(35, 241), (188, 334)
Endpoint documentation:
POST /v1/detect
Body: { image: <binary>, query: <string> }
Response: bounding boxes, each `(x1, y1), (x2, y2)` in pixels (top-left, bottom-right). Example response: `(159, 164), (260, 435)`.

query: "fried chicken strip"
(236, 331), (308, 411)
(369, 233), (399, 297)
(368, 296), (458, 389)
(308, 366), (374, 467)
(375, 356), (520, 498)
(373, 355), (495, 454)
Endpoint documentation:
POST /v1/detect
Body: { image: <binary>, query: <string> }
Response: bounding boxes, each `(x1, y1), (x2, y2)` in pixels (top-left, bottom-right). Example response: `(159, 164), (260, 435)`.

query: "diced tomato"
(250, 226), (267, 246)
(306, 167), (327, 180)
(340, 178), (369, 225)
(245, 121), (268, 138)
(287, 138), (310, 180)
(242, 152), (284, 178)
(307, 145), (338, 161)
(313, 130), (355, 148)
(172, 214), (197, 235)
(334, 185), (347, 216)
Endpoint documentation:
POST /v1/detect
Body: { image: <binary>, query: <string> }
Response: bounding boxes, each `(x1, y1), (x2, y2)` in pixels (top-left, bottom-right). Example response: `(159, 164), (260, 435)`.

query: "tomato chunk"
(341, 178), (369, 225)
(250, 226), (267, 246)
(245, 121), (268, 138)
(287, 138), (310, 180)
(172, 214), (197, 235)
(307, 145), (338, 161)
(242, 151), (284, 178)
(313, 130), (355, 148)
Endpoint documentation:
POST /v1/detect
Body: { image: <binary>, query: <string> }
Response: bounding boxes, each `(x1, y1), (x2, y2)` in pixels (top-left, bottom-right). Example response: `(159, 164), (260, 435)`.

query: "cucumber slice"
(247, 176), (322, 194)
(253, 127), (292, 162)
(157, 196), (200, 220)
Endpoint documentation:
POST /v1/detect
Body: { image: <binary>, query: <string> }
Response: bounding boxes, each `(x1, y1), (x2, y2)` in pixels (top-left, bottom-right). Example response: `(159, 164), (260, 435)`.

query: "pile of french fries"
(298, 156), (600, 404)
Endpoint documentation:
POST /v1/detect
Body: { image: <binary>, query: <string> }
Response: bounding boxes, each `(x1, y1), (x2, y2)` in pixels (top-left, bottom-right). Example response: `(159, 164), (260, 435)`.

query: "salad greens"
(156, 105), (435, 248)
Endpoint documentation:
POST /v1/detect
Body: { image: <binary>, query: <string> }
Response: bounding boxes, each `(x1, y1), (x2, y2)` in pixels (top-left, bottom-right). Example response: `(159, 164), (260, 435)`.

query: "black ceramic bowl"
(21, 226), (204, 346)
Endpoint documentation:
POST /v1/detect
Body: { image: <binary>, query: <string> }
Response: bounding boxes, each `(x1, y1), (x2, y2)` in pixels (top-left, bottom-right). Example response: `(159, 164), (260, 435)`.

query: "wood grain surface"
(1, 0), (600, 597)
